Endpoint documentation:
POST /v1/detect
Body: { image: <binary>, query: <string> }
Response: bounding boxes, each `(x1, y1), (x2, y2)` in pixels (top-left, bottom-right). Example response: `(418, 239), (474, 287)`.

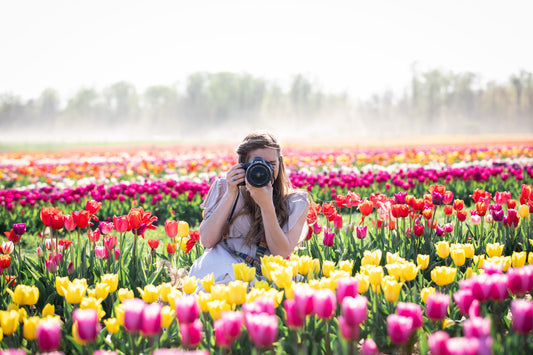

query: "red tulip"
(72, 210), (91, 229)
(63, 215), (76, 231)
(113, 215), (130, 233)
(4, 229), (20, 244)
(358, 200), (373, 216)
(147, 239), (160, 249)
(86, 200), (102, 215)
(41, 206), (60, 227)
(164, 220), (178, 238)
(49, 212), (65, 230)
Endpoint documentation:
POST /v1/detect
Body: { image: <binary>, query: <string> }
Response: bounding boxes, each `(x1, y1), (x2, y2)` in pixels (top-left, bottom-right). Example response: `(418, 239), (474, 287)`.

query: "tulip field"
(1, 142), (533, 354)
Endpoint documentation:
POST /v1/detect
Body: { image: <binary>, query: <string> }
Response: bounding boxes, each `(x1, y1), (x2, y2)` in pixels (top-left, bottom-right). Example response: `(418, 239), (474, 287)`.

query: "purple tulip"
(12, 223), (26, 236)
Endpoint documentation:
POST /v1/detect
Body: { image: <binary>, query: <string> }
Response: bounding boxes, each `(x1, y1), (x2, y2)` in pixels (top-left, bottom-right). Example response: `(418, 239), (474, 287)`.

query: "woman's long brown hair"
(233, 132), (292, 246)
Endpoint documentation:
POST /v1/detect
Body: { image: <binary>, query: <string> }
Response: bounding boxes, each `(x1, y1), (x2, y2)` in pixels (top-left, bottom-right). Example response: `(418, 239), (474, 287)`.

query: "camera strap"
(221, 188), (268, 276)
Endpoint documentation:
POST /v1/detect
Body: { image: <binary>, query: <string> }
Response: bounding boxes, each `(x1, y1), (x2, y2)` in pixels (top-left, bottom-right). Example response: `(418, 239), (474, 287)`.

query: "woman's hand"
(225, 163), (245, 196)
(246, 180), (274, 209)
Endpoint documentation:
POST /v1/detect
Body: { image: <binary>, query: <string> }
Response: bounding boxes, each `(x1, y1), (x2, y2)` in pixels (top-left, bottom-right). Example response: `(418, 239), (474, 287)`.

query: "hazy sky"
(1, 0), (532, 101)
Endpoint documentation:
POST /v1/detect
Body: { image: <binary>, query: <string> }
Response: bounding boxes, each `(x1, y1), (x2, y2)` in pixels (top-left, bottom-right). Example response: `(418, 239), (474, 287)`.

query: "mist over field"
(1, 70), (532, 147)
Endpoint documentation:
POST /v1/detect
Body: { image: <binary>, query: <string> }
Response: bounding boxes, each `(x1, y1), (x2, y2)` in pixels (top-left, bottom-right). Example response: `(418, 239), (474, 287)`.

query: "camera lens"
(247, 164), (271, 187)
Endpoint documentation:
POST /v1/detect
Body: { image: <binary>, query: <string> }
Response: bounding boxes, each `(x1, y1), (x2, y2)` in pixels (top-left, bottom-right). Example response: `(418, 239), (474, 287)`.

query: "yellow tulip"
(518, 204), (530, 218)
(178, 221), (189, 238)
(529, 252), (533, 265)
(473, 255), (485, 269)
(417, 254), (430, 270)
(226, 281), (248, 305)
(319, 277), (337, 292)
(465, 267), (473, 279)
(400, 262), (419, 282)
(137, 284), (160, 303)
(80, 297), (106, 319)
(443, 318), (455, 329)
(0, 310), (19, 335)
(322, 260), (335, 277)
(354, 273), (370, 293)
(167, 288), (183, 309)
(435, 241), (450, 259)
(100, 274), (119, 293)
(207, 300), (231, 321)
(197, 291), (213, 312)
(104, 318), (120, 334)
(451, 247), (466, 267)
(329, 270), (351, 280)
(118, 288), (134, 302)
(233, 263), (256, 283)
(253, 280), (270, 290)
(7, 285), (39, 306)
(297, 255), (313, 276)
(368, 266), (384, 287)
(18, 307), (27, 322)
(42, 303), (55, 318)
(382, 279), (403, 303)
(308, 279), (320, 289)
(485, 256), (512, 272)
(23, 316), (40, 340)
(73, 278), (88, 288)
(115, 305), (124, 326)
(182, 276), (198, 295)
(160, 306), (175, 328)
(0, 327), (2, 342)
(361, 250), (382, 266)
(159, 282), (173, 303)
(55, 276), (69, 297)
(63, 282), (87, 304)
(198, 274), (214, 293)
(94, 282), (111, 301)
(421, 287), (436, 303)
(463, 244), (475, 259)
(386, 252), (405, 264)
(210, 284), (228, 301)
(512, 251), (527, 268)
(338, 260), (354, 274)
(431, 266), (457, 286)
(385, 263), (402, 281)
(486, 243), (504, 258)
(271, 266), (293, 289)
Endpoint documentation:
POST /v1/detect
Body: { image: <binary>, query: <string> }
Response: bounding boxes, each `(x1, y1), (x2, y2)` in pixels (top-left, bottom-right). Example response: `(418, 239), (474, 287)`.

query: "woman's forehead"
(247, 148), (279, 161)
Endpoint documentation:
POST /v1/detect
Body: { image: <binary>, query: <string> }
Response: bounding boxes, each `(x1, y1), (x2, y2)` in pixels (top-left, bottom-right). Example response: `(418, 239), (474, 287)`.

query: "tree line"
(0, 69), (532, 138)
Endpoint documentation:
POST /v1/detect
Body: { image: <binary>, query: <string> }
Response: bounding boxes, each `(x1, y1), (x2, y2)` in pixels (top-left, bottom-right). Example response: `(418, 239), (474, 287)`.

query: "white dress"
(188, 178), (309, 285)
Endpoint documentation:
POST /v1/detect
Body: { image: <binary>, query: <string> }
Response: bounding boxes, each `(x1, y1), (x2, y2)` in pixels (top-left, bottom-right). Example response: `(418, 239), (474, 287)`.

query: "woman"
(188, 132), (310, 285)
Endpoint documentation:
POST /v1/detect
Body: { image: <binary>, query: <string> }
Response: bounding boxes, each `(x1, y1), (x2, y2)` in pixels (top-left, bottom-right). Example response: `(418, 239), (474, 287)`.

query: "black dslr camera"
(239, 157), (274, 187)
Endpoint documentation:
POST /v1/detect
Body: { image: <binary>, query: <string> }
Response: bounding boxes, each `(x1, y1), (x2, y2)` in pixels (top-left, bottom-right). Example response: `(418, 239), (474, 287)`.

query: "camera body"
(240, 157), (274, 187)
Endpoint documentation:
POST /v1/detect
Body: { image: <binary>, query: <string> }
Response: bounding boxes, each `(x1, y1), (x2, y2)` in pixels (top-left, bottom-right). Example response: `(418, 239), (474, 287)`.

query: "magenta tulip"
(488, 274), (509, 301)
(141, 303), (162, 336)
(123, 298), (146, 332)
(446, 337), (479, 355)
(426, 292), (450, 321)
(36, 318), (62, 352)
(361, 338), (379, 355)
(293, 285), (315, 317)
(313, 288), (336, 319)
(284, 299), (304, 329)
(428, 331), (450, 355)
(73, 308), (99, 341)
(507, 267), (531, 295)
(246, 313), (278, 348)
(396, 302), (423, 329)
(175, 295), (200, 324)
(463, 317), (491, 339)
(511, 299), (533, 334)
(453, 289), (474, 316)
(338, 316), (359, 341)
(336, 277), (359, 304)
(341, 296), (367, 326)
(179, 318), (203, 348)
(387, 314), (413, 345)
(356, 226), (367, 239)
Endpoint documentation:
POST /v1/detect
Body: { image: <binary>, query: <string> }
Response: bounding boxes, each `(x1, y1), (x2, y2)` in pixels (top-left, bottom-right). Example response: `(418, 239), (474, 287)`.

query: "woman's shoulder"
(286, 189), (310, 211)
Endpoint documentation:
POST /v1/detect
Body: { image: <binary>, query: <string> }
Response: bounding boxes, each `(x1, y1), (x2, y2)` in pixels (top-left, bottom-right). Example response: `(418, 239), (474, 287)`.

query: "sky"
(1, 0), (533, 102)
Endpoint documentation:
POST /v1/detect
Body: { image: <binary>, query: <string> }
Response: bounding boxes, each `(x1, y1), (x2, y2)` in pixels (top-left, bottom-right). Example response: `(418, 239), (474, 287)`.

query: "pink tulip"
(488, 274), (508, 301)
(164, 219), (179, 238)
(336, 277), (359, 304)
(37, 318), (62, 351)
(246, 313), (278, 348)
(123, 298), (146, 332)
(313, 288), (336, 319)
(463, 317), (491, 339)
(334, 214), (343, 229)
(471, 215), (481, 225)
(95, 246), (108, 259)
(88, 228), (101, 243)
(292, 286), (314, 317)
(387, 314), (413, 345)
(482, 261), (503, 275)
(361, 338), (379, 355)
(175, 296), (200, 324)
(73, 308), (99, 341)
(64, 215), (76, 231)
(104, 235), (117, 251)
(426, 292), (450, 321)
(511, 299), (533, 334)
(396, 302), (423, 329)
(469, 300), (480, 318)
(243, 297), (275, 316)
(141, 303), (162, 336)
(68, 261), (74, 275)
(115, 248), (120, 260)
(453, 289), (474, 316)
(338, 316), (359, 340)
(36, 246), (43, 258)
(113, 215), (130, 233)
(341, 296), (367, 326)
(470, 274), (491, 302)
(323, 229), (334, 247)
(214, 319), (231, 348)
(214, 311), (243, 347)
(179, 318), (203, 348)
(284, 299), (304, 329)
(507, 267), (531, 295)
(312, 223), (322, 234)
(356, 226), (367, 239)
(99, 221), (114, 235)
(428, 331), (449, 355)
(446, 337), (479, 355)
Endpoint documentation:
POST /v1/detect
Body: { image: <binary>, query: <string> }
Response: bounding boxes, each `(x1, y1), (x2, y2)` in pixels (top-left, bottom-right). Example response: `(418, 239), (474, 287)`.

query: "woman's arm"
(260, 200), (309, 258)
(199, 164), (245, 249)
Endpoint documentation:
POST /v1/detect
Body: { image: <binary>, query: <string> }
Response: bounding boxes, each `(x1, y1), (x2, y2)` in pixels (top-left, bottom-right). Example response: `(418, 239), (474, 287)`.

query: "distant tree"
(103, 81), (139, 123)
